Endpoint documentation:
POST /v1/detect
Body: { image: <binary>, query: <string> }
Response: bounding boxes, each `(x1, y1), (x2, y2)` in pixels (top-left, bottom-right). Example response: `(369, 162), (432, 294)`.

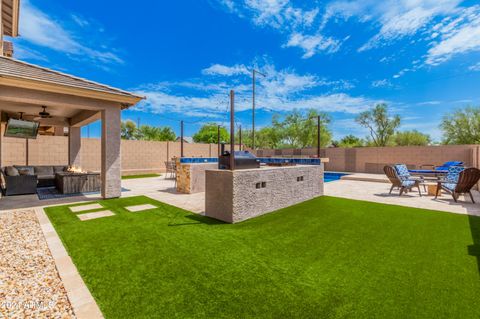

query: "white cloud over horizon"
(135, 61), (382, 119)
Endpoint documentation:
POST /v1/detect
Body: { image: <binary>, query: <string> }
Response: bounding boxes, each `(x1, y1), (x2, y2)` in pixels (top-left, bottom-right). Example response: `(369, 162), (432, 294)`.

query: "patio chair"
(394, 164), (426, 192)
(384, 165), (422, 196)
(435, 167), (480, 203)
(165, 161), (177, 179)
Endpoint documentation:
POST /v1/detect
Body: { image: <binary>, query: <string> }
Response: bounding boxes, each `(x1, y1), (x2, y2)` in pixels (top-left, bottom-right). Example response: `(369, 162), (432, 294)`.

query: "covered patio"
(0, 56), (143, 200)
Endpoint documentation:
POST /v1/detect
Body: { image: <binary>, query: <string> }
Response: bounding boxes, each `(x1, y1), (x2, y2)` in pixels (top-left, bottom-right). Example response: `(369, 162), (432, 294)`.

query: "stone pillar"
(101, 106), (121, 199)
(68, 127), (81, 167)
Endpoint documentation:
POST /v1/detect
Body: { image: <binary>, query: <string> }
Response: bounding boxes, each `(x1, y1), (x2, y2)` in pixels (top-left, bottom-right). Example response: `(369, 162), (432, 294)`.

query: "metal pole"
(252, 69), (266, 150)
(180, 120), (184, 158)
(25, 138), (29, 166)
(317, 115), (321, 159)
(230, 90), (235, 171)
(217, 125), (221, 156)
(239, 125), (242, 151)
(252, 70), (255, 150)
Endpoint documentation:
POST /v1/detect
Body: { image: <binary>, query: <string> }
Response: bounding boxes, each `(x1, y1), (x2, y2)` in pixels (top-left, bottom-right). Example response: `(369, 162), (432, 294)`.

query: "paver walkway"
(70, 203), (103, 213)
(77, 210), (115, 221)
(125, 204), (157, 212)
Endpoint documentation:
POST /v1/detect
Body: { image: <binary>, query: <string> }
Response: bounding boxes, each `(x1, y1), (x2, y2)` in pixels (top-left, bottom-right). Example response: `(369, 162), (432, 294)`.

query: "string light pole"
(317, 115), (321, 159)
(180, 120), (184, 158)
(230, 90), (235, 171)
(239, 125), (242, 151)
(252, 69), (266, 150)
(217, 125), (221, 156)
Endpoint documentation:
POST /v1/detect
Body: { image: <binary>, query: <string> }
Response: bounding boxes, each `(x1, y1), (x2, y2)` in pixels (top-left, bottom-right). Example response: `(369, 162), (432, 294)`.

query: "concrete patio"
(2, 173), (479, 216)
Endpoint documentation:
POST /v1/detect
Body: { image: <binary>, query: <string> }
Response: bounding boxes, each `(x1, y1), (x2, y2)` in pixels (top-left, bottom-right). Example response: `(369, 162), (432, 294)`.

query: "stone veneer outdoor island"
(205, 164), (324, 223)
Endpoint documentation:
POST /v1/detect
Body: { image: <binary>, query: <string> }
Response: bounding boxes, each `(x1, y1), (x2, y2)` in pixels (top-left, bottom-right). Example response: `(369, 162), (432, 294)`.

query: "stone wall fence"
(255, 145), (480, 174)
(2, 134), (479, 175)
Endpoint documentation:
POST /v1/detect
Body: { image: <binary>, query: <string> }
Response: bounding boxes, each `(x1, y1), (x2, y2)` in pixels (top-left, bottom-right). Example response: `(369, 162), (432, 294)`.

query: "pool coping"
(35, 207), (104, 319)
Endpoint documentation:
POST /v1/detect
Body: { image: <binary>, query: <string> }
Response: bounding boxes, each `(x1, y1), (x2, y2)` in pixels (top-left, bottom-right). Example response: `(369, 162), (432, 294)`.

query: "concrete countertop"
(206, 164), (322, 173)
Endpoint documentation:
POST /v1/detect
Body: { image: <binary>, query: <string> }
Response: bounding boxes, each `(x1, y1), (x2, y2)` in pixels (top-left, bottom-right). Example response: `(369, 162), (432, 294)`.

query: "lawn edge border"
(35, 207), (104, 319)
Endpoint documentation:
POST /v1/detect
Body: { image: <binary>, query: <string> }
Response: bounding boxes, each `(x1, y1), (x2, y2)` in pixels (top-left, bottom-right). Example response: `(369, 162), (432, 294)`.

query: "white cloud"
(468, 62), (480, 71)
(426, 6), (480, 65)
(371, 79), (392, 88)
(16, 0), (123, 65)
(13, 43), (49, 62)
(216, 1), (480, 66)
(216, 0), (337, 58)
(202, 64), (250, 76)
(71, 14), (90, 28)
(416, 101), (441, 105)
(284, 32), (341, 58)
(322, 0), (462, 51)
(136, 61), (378, 118)
(241, 0), (319, 30)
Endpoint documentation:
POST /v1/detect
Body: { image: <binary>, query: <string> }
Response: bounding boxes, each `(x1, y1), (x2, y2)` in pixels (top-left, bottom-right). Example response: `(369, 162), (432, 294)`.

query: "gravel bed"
(0, 210), (75, 318)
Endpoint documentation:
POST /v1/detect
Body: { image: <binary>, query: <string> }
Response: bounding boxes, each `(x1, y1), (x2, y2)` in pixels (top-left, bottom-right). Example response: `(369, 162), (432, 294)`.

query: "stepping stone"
(78, 210), (115, 221)
(125, 204), (157, 212)
(70, 203), (103, 213)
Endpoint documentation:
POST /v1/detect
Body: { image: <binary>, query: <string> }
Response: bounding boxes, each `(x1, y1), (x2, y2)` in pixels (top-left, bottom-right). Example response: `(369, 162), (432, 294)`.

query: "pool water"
(324, 172), (348, 182)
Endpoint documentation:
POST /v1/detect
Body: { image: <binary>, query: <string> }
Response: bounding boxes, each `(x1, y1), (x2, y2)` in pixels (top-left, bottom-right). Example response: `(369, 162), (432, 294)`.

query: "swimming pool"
(324, 172), (348, 182)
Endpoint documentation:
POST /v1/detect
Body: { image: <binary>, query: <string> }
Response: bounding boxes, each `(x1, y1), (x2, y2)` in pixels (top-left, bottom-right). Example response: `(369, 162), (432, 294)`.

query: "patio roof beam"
(69, 110), (100, 127)
(0, 85), (123, 111)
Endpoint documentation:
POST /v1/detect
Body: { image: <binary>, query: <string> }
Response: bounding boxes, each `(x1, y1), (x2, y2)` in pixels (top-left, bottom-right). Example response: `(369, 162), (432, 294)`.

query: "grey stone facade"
(205, 164), (324, 223)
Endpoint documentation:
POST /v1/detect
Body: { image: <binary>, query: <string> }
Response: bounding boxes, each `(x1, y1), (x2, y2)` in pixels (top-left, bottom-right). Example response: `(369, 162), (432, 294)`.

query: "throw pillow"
(5, 166), (19, 176)
(18, 169), (32, 176)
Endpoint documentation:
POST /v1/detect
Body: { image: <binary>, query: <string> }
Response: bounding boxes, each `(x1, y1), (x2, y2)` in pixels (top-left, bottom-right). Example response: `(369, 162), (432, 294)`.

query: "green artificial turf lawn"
(121, 174), (161, 180)
(46, 196), (480, 319)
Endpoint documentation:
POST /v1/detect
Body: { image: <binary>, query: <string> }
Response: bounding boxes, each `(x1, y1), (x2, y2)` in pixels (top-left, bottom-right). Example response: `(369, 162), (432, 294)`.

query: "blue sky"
(9, 0), (480, 142)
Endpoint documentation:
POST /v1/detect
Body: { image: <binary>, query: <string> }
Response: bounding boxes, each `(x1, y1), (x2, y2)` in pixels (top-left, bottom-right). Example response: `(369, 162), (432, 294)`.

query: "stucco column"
(101, 106), (121, 199)
(0, 122), (3, 168)
(68, 127), (81, 167)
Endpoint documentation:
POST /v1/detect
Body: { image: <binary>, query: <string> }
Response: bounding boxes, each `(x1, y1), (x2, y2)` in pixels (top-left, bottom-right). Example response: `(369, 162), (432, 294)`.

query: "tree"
(394, 130), (431, 146)
(193, 123), (229, 144)
(238, 127), (283, 149)
(338, 135), (364, 148)
(121, 120), (138, 140)
(355, 103), (400, 147)
(137, 125), (176, 141)
(280, 109), (332, 148)
(441, 106), (480, 144)
(257, 127), (283, 149)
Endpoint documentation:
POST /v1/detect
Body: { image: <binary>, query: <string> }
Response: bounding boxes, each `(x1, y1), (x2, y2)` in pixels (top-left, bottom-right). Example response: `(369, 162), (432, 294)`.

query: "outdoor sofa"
(409, 161), (464, 175)
(1, 165), (68, 196)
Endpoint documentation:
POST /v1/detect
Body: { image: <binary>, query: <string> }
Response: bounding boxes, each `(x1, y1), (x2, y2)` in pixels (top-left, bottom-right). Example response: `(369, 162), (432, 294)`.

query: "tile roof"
(0, 56), (144, 103)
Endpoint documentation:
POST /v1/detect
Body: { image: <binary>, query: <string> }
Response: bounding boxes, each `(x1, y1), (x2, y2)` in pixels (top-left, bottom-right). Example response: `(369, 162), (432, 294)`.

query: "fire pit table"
(55, 172), (101, 194)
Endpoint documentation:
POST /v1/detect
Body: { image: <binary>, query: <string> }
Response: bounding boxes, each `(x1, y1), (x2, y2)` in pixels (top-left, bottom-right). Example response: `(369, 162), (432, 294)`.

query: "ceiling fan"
(36, 106), (52, 119)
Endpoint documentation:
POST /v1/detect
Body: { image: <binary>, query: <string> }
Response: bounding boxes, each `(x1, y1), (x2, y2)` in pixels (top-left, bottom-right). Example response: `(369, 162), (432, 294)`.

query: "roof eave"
(0, 75), (145, 106)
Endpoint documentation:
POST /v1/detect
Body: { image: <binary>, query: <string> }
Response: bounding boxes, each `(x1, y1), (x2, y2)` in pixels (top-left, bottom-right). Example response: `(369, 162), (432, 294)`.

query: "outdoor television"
(4, 118), (40, 139)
